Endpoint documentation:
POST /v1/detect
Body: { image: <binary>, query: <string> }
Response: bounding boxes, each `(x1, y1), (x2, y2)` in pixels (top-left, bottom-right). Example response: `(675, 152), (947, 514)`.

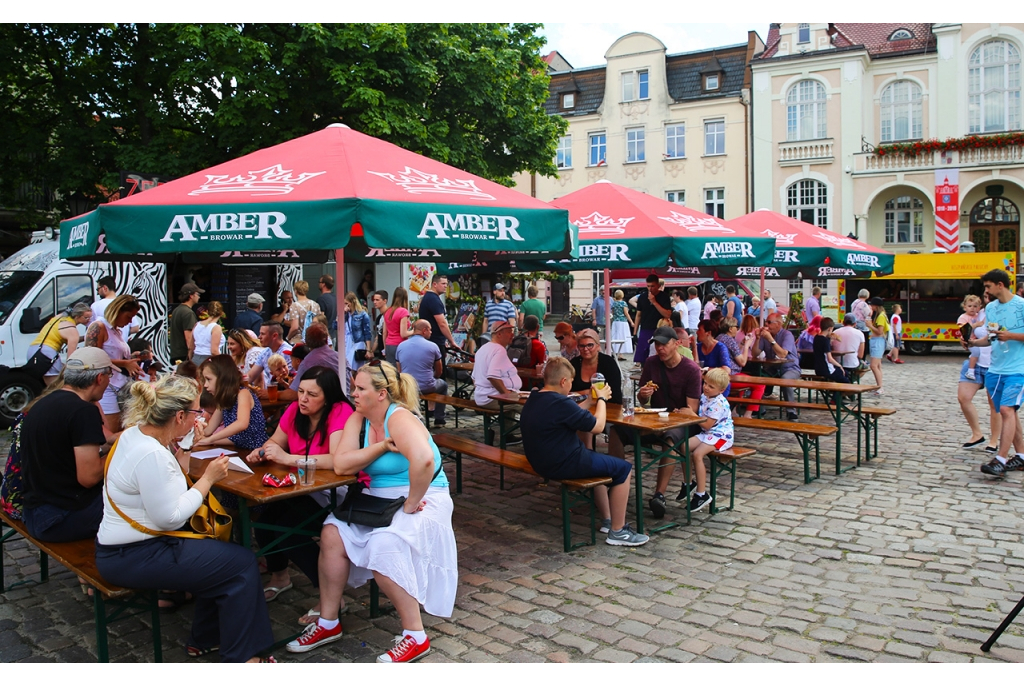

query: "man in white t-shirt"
(472, 321), (523, 409)
(762, 290), (778, 317)
(833, 315), (866, 373)
(91, 276), (140, 340)
(685, 287), (701, 334)
(248, 320), (293, 388)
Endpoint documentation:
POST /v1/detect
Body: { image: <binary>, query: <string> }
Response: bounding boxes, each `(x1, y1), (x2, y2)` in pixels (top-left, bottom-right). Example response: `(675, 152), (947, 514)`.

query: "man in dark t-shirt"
(630, 275), (672, 364)
(521, 358), (647, 547)
(418, 275), (459, 364)
(615, 326), (703, 519)
(170, 283), (202, 363)
(20, 347), (112, 542)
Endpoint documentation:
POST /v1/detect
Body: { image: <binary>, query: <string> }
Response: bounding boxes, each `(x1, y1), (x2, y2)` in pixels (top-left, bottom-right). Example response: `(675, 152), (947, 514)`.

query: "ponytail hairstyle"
(358, 361), (421, 416)
(204, 300), (224, 321)
(122, 374), (200, 429)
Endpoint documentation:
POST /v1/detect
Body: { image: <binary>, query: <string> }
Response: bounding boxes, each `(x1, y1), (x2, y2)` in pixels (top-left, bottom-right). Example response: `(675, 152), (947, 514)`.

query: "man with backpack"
(508, 315), (547, 368)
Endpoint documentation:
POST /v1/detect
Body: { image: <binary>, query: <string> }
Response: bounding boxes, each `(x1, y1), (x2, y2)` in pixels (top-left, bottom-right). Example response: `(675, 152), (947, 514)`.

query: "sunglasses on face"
(555, 335), (565, 342)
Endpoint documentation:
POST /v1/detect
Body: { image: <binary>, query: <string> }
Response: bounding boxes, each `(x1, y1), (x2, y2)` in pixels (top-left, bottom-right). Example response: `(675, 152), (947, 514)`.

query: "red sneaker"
(286, 621), (342, 653)
(376, 634), (431, 662)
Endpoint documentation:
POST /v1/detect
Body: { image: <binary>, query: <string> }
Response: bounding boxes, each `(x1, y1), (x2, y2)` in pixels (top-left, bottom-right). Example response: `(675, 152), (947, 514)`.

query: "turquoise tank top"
(362, 404), (448, 489)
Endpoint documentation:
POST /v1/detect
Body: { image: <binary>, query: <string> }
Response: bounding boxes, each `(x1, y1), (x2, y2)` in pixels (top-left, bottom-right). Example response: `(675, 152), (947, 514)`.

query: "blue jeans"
(96, 536), (273, 663)
(23, 493), (103, 542)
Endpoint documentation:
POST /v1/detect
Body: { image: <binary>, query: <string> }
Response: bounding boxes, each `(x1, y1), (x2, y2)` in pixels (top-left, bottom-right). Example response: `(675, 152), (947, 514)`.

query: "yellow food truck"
(843, 251), (1016, 355)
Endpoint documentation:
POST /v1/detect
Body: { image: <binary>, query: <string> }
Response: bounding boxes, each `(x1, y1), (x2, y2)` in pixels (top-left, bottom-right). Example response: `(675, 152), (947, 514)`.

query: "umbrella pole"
(604, 269), (612, 355)
(759, 267), (766, 326)
(336, 248), (347, 383)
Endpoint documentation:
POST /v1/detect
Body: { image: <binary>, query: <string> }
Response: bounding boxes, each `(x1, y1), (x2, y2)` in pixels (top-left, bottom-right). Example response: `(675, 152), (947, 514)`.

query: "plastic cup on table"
(267, 386), (279, 402)
(296, 457), (317, 486)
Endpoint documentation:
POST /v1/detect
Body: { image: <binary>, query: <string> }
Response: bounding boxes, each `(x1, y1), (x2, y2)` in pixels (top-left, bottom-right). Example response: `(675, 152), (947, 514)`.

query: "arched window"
(786, 80), (827, 141)
(970, 197), (1020, 253)
(969, 40), (1022, 133)
(787, 179), (828, 228)
(889, 29), (913, 41)
(880, 81), (923, 142)
(884, 196), (924, 244)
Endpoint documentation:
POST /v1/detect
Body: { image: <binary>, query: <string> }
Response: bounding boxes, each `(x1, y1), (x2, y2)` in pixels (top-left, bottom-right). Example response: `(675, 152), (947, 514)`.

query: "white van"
(0, 229), (167, 426)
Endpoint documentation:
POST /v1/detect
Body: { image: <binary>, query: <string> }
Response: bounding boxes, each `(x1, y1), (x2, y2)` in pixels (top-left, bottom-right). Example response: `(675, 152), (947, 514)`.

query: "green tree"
(0, 23), (565, 225)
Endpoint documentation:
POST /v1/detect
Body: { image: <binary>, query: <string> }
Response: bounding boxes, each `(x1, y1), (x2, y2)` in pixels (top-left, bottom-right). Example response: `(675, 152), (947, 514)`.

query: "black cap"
(651, 326), (678, 345)
(867, 296), (884, 306)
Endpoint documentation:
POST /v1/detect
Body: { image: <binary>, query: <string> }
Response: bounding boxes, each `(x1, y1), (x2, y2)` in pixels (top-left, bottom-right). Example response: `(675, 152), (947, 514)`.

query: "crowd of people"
(13, 263), (1014, 663)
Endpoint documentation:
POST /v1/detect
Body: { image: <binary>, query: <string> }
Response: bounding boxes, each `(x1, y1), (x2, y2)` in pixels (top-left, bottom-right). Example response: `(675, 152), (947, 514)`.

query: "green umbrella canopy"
(59, 124), (575, 262)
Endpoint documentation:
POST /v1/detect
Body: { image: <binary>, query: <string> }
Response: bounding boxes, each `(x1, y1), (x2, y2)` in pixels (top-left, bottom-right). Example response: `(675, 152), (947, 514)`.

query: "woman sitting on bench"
(96, 375), (275, 662)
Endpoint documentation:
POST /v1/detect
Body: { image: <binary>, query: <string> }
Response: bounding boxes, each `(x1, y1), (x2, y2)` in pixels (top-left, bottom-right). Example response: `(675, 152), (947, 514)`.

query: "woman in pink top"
(383, 286), (412, 365)
(246, 366), (354, 623)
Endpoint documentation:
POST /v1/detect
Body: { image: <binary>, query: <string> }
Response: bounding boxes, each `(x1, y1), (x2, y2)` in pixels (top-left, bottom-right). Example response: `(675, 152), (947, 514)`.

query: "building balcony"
(778, 138), (834, 166)
(853, 145), (1024, 175)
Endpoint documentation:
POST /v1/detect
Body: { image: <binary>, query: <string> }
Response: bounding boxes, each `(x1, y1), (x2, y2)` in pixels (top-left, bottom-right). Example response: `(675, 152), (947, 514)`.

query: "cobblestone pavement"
(3, 346), (1024, 663)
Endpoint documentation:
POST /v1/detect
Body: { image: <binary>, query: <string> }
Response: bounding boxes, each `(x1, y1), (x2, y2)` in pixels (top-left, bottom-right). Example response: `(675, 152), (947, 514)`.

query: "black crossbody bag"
(333, 419), (442, 528)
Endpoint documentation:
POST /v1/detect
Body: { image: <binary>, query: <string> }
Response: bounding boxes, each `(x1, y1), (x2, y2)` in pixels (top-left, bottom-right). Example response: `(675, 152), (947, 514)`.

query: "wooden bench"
(732, 416), (839, 484)
(432, 433), (612, 552)
(730, 396), (895, 463)
(708, 446), (758, 514)
(421, 392), (499, 431)
(0, 511), (162, 662)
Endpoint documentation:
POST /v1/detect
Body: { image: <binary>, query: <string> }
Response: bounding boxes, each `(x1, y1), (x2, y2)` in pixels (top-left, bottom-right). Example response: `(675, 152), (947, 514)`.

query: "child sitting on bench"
(675, 367), (734, 513)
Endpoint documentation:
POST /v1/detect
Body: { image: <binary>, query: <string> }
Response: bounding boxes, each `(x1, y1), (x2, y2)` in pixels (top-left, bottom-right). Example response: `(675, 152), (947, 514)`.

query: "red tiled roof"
(756, 23), (934, 61)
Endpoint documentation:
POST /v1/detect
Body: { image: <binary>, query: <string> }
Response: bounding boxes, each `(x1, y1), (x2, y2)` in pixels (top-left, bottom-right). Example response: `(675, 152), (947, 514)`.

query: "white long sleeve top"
(97, 425), (205, 546)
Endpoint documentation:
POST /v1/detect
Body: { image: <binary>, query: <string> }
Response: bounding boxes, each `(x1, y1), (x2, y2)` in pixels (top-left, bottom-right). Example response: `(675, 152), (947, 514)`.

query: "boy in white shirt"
(888, 304), (904, 364)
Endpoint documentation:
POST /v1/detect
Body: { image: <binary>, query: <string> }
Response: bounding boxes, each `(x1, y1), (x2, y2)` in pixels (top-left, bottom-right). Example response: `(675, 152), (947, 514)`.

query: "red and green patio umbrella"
(59, 124), (575, 262)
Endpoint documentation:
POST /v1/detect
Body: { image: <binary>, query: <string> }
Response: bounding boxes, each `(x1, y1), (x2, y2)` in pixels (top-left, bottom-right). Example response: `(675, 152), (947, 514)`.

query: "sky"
(539, 23), (769, 70)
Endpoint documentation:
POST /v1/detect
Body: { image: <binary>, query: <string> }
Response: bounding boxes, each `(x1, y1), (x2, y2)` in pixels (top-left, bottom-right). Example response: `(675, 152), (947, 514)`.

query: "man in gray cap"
(233, 293), (266, 333)
(170, 283), (204, 363)
(20, 348), (114, 542)
(484, 283), (517, 330)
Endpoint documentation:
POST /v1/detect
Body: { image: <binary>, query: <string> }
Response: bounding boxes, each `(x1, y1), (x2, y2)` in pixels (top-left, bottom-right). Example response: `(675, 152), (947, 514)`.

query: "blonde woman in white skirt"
(286, 360), (456, 662)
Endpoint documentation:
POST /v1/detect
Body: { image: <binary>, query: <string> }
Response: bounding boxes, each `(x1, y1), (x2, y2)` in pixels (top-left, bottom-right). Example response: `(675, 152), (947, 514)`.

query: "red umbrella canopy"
(60, 124), (573, 261)
(544, 181), (776, 269)
(726, 209), (895, 277)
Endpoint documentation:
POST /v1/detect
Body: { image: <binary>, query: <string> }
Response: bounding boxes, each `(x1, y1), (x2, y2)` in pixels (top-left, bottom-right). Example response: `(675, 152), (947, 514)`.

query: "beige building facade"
(516, 31), (764, 308)
(752, 23), (1024, 302)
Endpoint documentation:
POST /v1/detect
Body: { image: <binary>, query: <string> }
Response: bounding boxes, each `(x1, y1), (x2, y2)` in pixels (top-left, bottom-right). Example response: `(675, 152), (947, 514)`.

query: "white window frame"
(562, 93), (575, 109)
(704, 119), (725, 156)
(705, 74), (719, 90)
(969, 40), (1022, 134)
(787, 80), (828, 141)
(555, 135), (572, 169)
(621, 69), (649, 102)
(704, 188), (725, 219)
(811, 278), (828, 291)
(880, 80), (923, 142)
(788, 277), (804, 292)
(665, 190), (685, 205)
(798, 24), (810, 44)
(890, 29), (913, 40)
(884, 196), (925, 244)
(665, 123), (686, 159)
(625, 127), (645, 163)
(787, 179), (828, 228)
(588, 132), (607, 167)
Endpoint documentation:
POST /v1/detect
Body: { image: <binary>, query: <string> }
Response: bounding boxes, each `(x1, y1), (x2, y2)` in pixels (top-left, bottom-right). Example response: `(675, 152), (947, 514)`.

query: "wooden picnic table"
(188, 454), (357, 550)
(489, 391), (702, 534)
(728, 374), (878, 475)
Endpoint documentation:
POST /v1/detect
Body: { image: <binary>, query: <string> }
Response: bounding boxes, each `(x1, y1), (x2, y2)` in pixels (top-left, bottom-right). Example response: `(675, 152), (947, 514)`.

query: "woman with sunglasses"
(85, 294), (143, 434)
(96, 375), (275, 662)
(246, 366), (355, 622)
(716, 317), (765, 419)
(287, 361), (455, 663)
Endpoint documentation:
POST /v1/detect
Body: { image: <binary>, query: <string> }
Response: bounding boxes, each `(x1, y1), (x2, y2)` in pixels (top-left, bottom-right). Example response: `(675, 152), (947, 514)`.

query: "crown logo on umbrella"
(188, 165), (326, 196)
(574, 211), (634, 235)
(657, 211), (733, 233)
(760, 228), (798, 244)
(367, 167), (495, 200)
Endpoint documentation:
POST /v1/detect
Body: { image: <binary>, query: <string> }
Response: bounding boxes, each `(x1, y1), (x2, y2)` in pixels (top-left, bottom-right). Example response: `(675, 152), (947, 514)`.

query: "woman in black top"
(812, 317), (848, 383)
(570, 328), (623, 403)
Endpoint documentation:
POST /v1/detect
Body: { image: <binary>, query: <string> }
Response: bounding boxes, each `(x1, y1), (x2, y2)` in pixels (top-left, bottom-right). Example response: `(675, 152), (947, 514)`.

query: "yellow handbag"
(104, 440), (233, 542)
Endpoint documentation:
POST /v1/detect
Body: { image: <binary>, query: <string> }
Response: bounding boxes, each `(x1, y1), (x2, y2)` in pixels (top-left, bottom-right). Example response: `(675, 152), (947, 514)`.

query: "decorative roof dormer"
(701, 53), (724, 92)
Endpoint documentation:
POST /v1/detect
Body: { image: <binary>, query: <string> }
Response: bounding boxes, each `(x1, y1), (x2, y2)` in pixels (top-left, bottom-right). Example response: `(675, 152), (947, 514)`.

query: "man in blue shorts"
(966, 268), (1024, 476)
(520, 357), (648, 546)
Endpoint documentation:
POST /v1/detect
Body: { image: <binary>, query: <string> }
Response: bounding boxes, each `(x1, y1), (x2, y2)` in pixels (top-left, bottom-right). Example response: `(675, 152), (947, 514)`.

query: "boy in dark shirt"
(813, 317), (848, 383)
(520, 357), (648, 547)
